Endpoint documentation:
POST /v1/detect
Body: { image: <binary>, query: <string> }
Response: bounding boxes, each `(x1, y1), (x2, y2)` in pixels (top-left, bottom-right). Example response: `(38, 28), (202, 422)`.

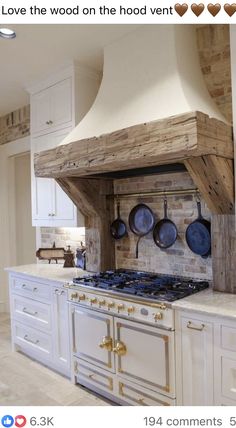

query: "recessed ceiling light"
(0, 28), (16, 39)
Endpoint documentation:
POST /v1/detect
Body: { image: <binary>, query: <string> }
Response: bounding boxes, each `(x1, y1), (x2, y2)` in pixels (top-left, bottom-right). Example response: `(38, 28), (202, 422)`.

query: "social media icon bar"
(1, 416), (14, 428)
(15, 416), (27, 428)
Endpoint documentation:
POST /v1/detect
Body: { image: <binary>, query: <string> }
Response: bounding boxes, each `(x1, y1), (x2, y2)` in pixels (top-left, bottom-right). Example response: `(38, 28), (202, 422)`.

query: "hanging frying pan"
(185, 200), (211, 257)
(110, 202), (127, 240)
(129, 204), (155, 258)
(153, 197), (178, 249)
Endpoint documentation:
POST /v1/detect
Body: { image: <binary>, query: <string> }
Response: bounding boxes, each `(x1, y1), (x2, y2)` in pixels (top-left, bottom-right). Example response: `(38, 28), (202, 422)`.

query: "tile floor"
(0, 313), (111, 406)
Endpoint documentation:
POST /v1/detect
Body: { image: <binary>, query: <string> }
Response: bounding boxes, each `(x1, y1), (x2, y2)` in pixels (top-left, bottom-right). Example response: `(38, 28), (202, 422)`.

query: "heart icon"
(191, 3), (205, 16)
(207, 3), (221, 15)
(175, 3), (188, 16)
(15, 416), (27, 428)
(224, 3), (236, 16)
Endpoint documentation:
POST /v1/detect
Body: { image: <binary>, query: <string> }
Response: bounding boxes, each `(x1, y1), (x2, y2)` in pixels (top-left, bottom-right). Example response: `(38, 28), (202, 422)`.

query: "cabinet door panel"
(51, 78), (72, 128)
(52, 287), (70, 375)
(179, 315), (214, 405)
(34, 178), (53, 220)
(114, 318), (175, 398)
(71, 306), (115, 372)
(31, 89), (51, 134)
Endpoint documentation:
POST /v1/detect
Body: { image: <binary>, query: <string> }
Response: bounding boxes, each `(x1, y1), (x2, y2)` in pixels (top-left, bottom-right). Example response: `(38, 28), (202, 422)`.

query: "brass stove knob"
(107, 301), (115, 309)
(113, 341), (127, 356)
(89, 297), (97, 305)
(78, 294), (85, 301)
(71, 292), (78, 300)
(153, 312), (163, 321)
(127, 306), (135, 314)
(98, 299), (106, 307)
(117, 303), (124, 312)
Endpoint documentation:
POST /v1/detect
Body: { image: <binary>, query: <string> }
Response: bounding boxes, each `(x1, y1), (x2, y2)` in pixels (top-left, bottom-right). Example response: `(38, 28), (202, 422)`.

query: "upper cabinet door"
(31, 78), (73, 136)
(51, 78), (72, 129)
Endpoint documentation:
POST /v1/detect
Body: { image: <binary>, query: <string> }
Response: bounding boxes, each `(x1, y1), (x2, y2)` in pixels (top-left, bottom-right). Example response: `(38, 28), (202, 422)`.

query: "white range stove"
(66, 270), (209, 406)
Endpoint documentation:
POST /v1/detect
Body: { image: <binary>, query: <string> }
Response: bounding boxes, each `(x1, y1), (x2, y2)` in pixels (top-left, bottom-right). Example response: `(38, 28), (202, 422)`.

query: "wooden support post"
(56, 177), (115, 272)
(212, 215), (236, 293)
(184, 155), (234, 214)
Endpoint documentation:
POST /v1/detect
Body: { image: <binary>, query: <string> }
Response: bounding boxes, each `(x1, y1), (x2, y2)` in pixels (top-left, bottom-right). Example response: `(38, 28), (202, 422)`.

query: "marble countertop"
(5, 263), (89, 284)
(173, 289), (236, 320)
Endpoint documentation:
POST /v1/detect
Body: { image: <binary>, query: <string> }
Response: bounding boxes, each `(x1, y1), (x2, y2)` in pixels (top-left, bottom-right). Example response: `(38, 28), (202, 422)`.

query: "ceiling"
(0, 24), (139, 117)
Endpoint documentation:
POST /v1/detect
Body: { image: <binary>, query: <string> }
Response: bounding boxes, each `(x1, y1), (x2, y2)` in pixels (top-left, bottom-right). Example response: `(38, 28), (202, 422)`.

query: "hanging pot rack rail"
(107, 188), (199, 200)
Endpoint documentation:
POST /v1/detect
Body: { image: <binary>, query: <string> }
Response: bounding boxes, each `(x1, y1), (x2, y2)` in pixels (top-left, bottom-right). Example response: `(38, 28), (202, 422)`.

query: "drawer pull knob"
(99, 336), (113, 351)
(89, 373), (95, 379)
(22, 307), (38, 317)
(24, 334), (39, 345)
(113, 341), (127, 356)
(46, 120), (53, 125)
(187, 321), (205, 331)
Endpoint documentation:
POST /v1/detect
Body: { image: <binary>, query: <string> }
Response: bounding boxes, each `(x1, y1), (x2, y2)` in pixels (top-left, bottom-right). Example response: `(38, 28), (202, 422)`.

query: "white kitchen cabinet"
(175, 311), (214, 405)
(31, 78), (72, 136)
(31, 128), (78, 226)
(27, 64), (101, 227)
(9, 272), (70, 377)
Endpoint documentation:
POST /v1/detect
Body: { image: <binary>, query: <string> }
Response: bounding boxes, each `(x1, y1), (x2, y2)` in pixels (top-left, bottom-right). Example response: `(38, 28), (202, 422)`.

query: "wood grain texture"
(184, 155), (234, 214)
(56, 177), (115, 272)
(212, 215), (236, 293)
(34, 111), (233, 178)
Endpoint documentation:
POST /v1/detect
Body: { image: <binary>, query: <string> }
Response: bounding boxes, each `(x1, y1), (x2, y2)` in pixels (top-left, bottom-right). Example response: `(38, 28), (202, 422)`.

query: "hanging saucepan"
(110, 202), (127, 240)
(129, 204), (155, 258)
(153, 197), (178, 249)
(185, 199), (211, 257)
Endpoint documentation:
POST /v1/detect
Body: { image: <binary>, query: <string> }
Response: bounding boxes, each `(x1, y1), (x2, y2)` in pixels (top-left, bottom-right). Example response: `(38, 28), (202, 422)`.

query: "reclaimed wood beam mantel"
(35, 111), (233, 178)
(35, 110), (234, 215)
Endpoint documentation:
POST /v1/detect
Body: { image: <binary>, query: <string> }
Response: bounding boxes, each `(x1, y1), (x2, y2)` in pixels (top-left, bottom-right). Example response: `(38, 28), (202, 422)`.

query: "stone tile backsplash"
(114, 172), (212, 280)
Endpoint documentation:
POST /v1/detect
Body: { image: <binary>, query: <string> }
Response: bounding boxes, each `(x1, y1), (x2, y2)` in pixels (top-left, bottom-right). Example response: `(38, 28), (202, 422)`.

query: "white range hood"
(62, 25), (224, 145)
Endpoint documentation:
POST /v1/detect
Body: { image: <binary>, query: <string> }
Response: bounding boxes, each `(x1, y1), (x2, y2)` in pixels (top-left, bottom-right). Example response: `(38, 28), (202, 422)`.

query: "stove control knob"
(98, 299), (106, 307)
(78, 294), (85, 301)
(153, 312), (163, 321)
(117, 303), (124, 312)
(107, 301), (115, 309)
(127, 306), (135, 315)
(71, 292), (78, 300)
(89, 298), (97, 305)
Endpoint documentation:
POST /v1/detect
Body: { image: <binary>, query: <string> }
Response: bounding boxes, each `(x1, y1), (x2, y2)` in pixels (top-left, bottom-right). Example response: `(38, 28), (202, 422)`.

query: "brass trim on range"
(116, 321), (171, 393)
(118, 382), (170, 406)
(69, 287), (168, 310)
(77, 361), (113, 391)
(111, 188), (199, 200)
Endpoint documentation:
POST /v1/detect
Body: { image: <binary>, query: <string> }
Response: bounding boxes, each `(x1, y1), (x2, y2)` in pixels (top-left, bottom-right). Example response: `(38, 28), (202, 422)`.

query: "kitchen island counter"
(5, 263), (89, 285)
(173, 288), (236, 320)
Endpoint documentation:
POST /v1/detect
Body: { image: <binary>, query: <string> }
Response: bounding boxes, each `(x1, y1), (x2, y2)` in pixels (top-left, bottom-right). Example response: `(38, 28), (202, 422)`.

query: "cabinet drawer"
(12, 295), (51, 332)
(13, 321), (52, 361)
(11, 276), (51, 302)
(222, 357), (236, 401)
(117, 378), (175, 406)
(221, 325), (236, 352)
(74, 358), (114, 393)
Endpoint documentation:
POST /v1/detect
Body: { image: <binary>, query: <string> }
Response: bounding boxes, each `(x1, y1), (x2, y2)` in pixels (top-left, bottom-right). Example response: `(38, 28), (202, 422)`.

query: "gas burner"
(73, 270), (209, 302)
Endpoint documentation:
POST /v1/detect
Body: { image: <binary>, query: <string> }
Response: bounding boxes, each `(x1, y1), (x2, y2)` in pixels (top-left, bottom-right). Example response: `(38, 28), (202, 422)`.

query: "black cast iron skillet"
(153, 197), (178, 249)
(110, 202), (127, 240)
(185, 200), (211, 257)
(129, 203), (155, 258)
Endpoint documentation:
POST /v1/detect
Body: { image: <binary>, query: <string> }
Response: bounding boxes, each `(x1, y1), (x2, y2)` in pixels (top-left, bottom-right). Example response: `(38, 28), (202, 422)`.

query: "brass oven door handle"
(187, 321), (205, 331)
(113, 341), (127, 356)
(99, 336), (113, 351)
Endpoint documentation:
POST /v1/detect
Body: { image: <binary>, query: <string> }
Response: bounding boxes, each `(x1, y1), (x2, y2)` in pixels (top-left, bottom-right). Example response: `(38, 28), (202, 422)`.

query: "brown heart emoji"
(175, 3), (188, 16)
(207, 3), (221, 16)
(224, 3), (236, 16)
(191, 3), (205, 16)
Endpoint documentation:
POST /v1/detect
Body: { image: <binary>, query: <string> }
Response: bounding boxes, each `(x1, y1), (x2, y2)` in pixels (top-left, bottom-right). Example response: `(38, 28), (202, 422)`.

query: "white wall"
(0, 137), (33, 311)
